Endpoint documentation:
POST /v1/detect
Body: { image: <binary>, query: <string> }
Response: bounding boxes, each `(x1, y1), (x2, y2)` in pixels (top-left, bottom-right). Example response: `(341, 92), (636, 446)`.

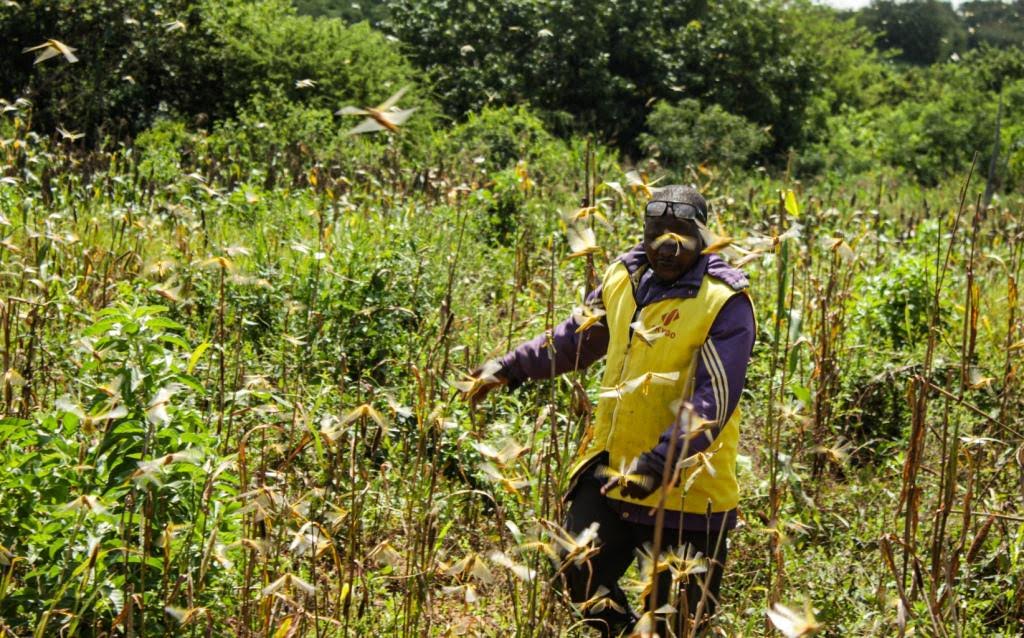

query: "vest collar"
(617, 243), (749, 301)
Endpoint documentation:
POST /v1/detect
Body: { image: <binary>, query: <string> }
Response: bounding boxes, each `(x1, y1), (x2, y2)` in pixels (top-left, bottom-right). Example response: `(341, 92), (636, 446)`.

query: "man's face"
(643, 214), (702, 282)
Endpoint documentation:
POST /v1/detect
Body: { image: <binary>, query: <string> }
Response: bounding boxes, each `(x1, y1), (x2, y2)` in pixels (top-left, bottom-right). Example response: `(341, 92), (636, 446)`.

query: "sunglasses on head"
(644, 200), (703, 221)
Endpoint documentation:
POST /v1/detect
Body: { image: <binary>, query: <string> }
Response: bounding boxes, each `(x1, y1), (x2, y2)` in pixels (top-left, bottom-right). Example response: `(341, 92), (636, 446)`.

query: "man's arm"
(497, 286), (609, 389)
(639, 293), (755, 475)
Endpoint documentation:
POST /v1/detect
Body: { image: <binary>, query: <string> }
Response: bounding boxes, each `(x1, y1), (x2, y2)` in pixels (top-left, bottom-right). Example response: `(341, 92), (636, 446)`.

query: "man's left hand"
(599, 457), (662, 500)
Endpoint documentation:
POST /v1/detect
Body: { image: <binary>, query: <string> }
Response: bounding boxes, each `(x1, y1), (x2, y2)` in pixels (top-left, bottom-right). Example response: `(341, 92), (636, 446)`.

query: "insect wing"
(478, 359), (503, 383)
(478, 462), (503, 481)
(496, 439), (528, 465)
(575, 314), (603, 333)
(702, 235), (734, 255)
(377, 86), (409, 111)
(471, 441), (501, 461)
(649, 371), (680, 384)
(541, 520), (578, 554)
(52, 39), (79, 63)
(346, 118), (386, 136)
(597, 384), (624, 399)
(381, 107), (416, 127)
(573, 306), (606, 333)
(489, 551), (536, 581)
(567, 224), (598, 258)
(30, 44), (60, 64)
(573, 521), (600, 548)
(734, 249), (767, 268)
(766, 602), (820, 638)
(454, 378), (478, 394)
(652, 232), (697, 253)
(467, 556), (495, 584)
(619, 373), (650, 395)
(629, 320), (664, 346)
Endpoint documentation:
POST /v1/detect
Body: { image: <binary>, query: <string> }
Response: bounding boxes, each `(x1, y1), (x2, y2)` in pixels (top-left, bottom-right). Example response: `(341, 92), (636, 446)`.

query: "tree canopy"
(1, 0), (1022, 184)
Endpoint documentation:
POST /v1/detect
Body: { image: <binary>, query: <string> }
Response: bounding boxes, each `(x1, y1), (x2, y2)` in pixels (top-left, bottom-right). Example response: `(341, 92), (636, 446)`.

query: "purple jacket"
(498, 244), (755, 530)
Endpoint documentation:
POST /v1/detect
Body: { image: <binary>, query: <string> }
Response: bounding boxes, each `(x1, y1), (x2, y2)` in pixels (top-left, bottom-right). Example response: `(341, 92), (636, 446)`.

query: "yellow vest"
(571, 260), (745, 514)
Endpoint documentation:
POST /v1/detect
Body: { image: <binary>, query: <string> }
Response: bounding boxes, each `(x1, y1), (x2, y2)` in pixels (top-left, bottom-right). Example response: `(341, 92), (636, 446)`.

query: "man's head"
(643, 185), (710, 282)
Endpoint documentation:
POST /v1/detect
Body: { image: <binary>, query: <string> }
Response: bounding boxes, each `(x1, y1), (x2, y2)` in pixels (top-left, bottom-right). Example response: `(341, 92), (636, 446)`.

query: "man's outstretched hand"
(457, 360), (507, 406)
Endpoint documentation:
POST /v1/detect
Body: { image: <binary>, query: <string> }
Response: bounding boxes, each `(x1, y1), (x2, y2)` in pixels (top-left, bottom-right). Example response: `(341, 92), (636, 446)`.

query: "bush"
(431, 105), (586, 243)
(444, 106), (557, 173)
(879, 88), (994, 185)
(0, 304), (234, 633)
(202, 0), (418, 117)
(203, 88), (446, 192)
(804, 55), (1024, 185)
(208, 91), (338, 163)
(639, 99), (769, 169)
(852, 253), (936, 350)
(134, 119), (198, 184)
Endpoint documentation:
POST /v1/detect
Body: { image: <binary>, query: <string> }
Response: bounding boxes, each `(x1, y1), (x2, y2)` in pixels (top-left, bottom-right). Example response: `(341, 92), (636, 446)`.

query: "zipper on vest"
(609, 332), (633, 444)
(625, 265), (646, 341)
(609, 270), (644, 447)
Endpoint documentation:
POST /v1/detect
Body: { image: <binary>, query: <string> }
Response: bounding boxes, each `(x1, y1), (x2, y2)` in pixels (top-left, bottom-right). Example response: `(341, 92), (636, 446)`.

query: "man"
(469, 185), (755, 637)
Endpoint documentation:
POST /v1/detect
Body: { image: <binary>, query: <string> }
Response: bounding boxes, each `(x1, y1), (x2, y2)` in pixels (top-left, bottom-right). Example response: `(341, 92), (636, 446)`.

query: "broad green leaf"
(159, 334), (191, 351)
(791, 385), (812, 405)
(147, 317), (186, 332)
(135, 305), (169, 317)
(176, 373), (205, 395)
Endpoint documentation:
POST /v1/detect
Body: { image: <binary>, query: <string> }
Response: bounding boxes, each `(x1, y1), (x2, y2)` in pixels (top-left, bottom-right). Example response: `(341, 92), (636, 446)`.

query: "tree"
(960, 1), (1024, 50)
(857, 0), (968, 65)
(386, 0), (860, 158)
(0, 0), (221, 140)
(0, 0), (417, 141)
(292, 0), (389, 25)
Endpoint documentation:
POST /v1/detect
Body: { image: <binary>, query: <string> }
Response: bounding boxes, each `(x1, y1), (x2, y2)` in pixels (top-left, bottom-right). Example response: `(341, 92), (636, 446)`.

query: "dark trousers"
(562, 475), (728, 637)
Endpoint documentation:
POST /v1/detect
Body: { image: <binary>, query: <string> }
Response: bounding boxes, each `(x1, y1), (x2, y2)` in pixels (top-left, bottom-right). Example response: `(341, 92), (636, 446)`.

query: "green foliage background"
(3, 0), (1023, 185)
(1, 0), (1024, 636)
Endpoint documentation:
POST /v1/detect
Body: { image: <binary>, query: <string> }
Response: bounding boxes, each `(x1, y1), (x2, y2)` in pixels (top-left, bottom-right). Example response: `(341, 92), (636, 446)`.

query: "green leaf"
(147, 317), (186, 332)
(159, 334), (192, 351)
(176, 373), (205, 395)
(96, 420), (145, 458)
(0, 417), (35, 444)
(784, 189), (799, 218)
(269, 618), (292, 638)
(787, 309), (803, 343)
(188, 342), (212, 375)
(95, 307), (126, 319)
(84, 318), (120, 337)
(134, 305), (169, 317)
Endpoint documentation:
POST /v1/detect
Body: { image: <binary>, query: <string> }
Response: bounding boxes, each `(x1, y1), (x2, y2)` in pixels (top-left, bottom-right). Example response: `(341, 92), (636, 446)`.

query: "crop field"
(1, 97), (1022, 637)
(2, 1), (1024, 637)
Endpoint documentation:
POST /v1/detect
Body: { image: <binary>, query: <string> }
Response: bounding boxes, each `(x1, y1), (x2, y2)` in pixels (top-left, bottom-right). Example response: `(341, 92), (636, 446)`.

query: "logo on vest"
(659, 309), (680, 339)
